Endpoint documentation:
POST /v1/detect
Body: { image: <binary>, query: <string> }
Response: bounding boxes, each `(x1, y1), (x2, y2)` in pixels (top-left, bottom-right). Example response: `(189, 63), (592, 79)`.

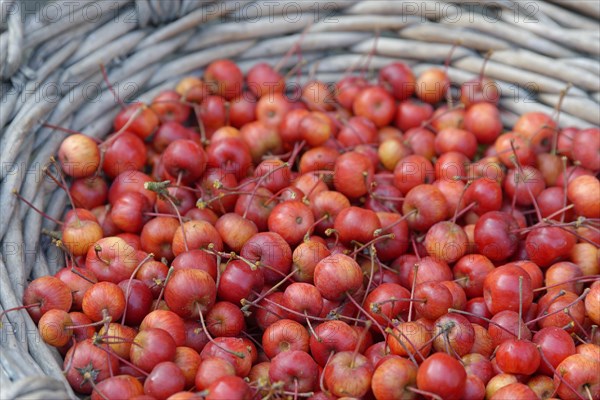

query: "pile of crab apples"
(10, 56), (600, 400)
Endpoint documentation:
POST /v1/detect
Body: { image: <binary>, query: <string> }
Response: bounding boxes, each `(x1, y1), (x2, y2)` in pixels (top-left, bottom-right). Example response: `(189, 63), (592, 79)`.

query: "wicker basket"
(0, 0), (598, 398)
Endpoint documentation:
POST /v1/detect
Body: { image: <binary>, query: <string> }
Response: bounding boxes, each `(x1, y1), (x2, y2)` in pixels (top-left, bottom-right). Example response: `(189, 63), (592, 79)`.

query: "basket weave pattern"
(0, 0), (599, 398)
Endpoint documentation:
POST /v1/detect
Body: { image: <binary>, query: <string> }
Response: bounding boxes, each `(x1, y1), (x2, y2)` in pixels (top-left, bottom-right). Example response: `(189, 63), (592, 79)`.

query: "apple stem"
(239, 297), (286, 320)
(319, 351), (334, 395)
(0, 303), (41, 328)
(253, 295), (327, 323)
(193, 104), (209, 146)
(240, 330), (264, 353)
(304, 311), (321, 342)
(281, 390), (313, 398)
(154, 266), (174, 310)
(565, 308), (590, 341)
(518, 276), (523, 340)
(61, 337), (77, 374)
(544, 203), (575, 223)
(283, 59), (308, 82)
(99, 106), (144, 150)
(144, 211), (188, 219)
(292, 378), (299, 400)
(121, 252), (155, 325)
(561, 156), (569, 223)
(375, 298), (426, 307)
(41, 122), (102, 143)
(478, 50), (493, 83)
(349, 235), (393, 257)
(350, 320), (372, 368)
(407, 385), (443, 400)
(584, 385), (594, 400)
(49, 158), (82, 226)
(534, 277), (598, 293)
(12, 190), (64, 225)
(444, 330), (464, 361)
(65, 319), (108, 331)
(407, 263), (419, 322)
(421, 103), (464, 133)
(448, 308), (521, 338)
(301, 173), (326, 205)
(526, 288), (589, 326)
(451, 181), (472, 224)
(508, 140), (543, 222)
(281, 142), (303, 172)
(303, 214), (329, 242)
(551, 84), (571, 155)
(360, 28), (379, 79)
(344, 292), (387, 337)
(410, 236), (422, 262)
(95, 341), (149, 377)
(69, 266), (95, 284)
(274, 21), (312, 73)
(85, 373), (109, 400)
(324, 228), (339, 249)
(99, 63), (126, 110)
(242, 162), (290, 219)
(590, 325), (597, 342)
(197, 303), (246, 359)
(451, 198), (478, 223)
(369, 193), (405, 203)
(241, 268), (297, 313)
(571, 331), (587, 345)
(146, 180), (191, 253)
(94, 245), (110, 265)
(383, 328), (420, 367)
(537, 344), (588, 400)
(377, 209), (415, 233)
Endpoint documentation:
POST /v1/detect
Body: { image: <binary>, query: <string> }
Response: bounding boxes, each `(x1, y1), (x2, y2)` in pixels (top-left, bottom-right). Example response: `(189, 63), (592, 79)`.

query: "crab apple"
(333, 206), (381, 246)
(514, 111), (556, 152)
(525, 226), (577, 268)
(402, 184), (448, 232)
(205, 376), (252, 400)
(432, 313), (475, 357)
(567, 175), (600, 219)
(553, 354), (600, 400)
(323, 351), (374, 398)
(314, 254), (363, 301)
(240, 231), (292, 285)
(164, 269), (216, 319)
(58, 134), (100, 178)
(424, 221), (468, 263)
(268, 350), (319, 393)
(204, 59), (243, 100)
(64, 339), (119, 394)
(490, 383), (538, 400)
(417, 353), (466, 400)
(415, 68), (450, 104)
(143, 361), (186, 399)
(267, 200), (314, 246)
(474, 211), (520, 261)
(387, 320), (432, 362)
(200, 337), (253, 377)
(333, 151), (375, 199)
(483, 264), (533, 315)
(371, 357), (418, 400)
(463, 102), (502, 144)
(309, 320), (359, 367)
(572, 127), (600, 170)
(353, 86), (396, 127)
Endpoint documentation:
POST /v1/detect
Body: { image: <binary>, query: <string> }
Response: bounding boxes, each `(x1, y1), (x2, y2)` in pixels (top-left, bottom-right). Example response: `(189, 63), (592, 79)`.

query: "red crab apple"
(416, 353), (466, 400)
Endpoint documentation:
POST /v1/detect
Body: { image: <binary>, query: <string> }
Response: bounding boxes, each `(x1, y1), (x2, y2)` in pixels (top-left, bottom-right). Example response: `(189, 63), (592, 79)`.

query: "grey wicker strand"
(0, 0), (599, 398)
